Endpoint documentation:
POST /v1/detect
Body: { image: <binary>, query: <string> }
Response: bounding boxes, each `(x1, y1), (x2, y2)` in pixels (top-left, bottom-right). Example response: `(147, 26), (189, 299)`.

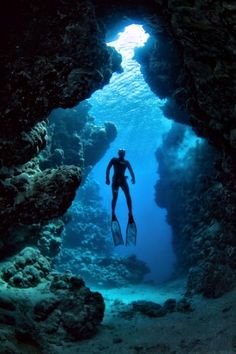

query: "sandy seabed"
(52, 278), (236, 354)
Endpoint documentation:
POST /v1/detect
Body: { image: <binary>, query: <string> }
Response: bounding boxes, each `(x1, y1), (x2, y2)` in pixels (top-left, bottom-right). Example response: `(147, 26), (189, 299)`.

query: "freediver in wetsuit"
(106, 149), (135, 222)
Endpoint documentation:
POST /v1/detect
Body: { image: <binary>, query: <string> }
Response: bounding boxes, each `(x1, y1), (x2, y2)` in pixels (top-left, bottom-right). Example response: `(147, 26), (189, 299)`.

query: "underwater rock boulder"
(165, 0), (236, 149)
(0, 247), (51, 288)
(132, 300), (165, 317)
(121, 297), (192, 319)
(0, 270), (105, 350)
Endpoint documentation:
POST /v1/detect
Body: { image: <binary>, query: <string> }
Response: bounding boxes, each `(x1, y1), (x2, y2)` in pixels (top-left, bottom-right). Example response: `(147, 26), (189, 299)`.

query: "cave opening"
(1, 2), (235, 352)
(89, 24), (175, 283)
(54, 23), (203, 287)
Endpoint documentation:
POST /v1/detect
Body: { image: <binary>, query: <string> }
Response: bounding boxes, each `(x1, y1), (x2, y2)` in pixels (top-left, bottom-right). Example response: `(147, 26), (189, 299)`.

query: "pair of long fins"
(111, 214), (137, 246)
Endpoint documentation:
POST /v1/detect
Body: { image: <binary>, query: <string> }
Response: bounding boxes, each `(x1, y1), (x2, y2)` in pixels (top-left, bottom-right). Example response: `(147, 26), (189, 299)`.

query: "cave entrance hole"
(87, 24), (175, 282)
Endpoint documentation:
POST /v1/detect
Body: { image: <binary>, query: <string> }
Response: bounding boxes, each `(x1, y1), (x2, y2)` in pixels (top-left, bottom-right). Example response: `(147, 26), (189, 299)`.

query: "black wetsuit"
(106, 157), (135, 216)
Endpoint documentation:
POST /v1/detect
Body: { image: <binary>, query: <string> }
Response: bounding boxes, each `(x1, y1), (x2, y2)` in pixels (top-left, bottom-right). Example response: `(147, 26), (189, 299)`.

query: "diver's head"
(118, 148), (126, 158)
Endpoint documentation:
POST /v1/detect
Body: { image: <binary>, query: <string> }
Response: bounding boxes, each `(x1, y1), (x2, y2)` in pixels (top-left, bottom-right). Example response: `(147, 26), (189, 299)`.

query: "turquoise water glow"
(89, 25), (175, 282)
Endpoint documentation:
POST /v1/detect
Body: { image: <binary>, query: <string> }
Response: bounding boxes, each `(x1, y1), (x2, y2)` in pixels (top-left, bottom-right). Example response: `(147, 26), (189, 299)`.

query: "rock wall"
(40, 101), (117, 176)
(0, 0), (121, 254)
(156, 124), (236, 297)
(133, 1), (236, 297)
(97, 0), (235, 297)
(0, 1), (121, 347)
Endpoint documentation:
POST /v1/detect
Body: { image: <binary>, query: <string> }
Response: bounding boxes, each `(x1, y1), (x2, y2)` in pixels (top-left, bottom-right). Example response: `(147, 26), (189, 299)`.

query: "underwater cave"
(0, 1), (235, 353)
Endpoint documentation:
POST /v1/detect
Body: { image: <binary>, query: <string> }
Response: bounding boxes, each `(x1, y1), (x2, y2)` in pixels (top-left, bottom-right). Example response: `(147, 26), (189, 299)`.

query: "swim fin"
(111, 215), (124, 246)
(126, 214), (137, 246)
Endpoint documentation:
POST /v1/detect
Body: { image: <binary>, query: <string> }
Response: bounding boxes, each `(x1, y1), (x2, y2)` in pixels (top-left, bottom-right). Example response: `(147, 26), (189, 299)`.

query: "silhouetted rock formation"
(0, 0), (120, 258)
(156, 123), (236, 297)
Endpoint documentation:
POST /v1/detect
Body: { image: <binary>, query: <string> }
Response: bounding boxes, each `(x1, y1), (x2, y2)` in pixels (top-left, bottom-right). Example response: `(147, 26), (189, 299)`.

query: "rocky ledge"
(0, 248), (104, 352)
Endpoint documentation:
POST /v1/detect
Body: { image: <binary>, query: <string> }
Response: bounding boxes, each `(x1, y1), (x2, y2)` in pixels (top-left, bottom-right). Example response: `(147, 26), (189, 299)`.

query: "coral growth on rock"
(0, 0), (121, 260)
(0, 248), (104, 351)
(155, 123), (236, 297)
(40, 101), (117, 175)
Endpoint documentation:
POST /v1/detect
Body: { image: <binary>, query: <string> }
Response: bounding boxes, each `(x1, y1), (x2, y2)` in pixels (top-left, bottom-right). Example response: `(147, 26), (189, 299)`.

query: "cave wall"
(133, 0), (236, 297)
(0, 2), (122, 346)
(156, 124), (236, 297)
(0, 0), (121, 252)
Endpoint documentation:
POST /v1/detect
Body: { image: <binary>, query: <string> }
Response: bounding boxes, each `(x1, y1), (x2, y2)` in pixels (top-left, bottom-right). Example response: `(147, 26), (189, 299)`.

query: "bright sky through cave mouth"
(107, 24), (149, 61)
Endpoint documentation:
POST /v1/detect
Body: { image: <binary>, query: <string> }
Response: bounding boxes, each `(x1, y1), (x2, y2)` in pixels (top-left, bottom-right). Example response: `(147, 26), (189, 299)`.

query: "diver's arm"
(127, 162), (135, 184)
(106, 158), (114, 184)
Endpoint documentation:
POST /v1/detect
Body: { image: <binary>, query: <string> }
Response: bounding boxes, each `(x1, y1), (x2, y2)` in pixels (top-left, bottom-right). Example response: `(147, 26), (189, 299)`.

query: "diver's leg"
(112, 183), (119, 218)
(121, 181), (132, 215)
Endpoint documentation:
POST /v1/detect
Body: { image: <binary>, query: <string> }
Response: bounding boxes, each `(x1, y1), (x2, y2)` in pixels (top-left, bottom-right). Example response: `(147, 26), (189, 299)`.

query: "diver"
(106, 148), (135, 222)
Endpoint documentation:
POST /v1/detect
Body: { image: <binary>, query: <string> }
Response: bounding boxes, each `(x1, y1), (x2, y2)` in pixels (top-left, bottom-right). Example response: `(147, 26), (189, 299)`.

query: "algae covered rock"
(0, 267), (105, 349)
(0, 247), (51, 288)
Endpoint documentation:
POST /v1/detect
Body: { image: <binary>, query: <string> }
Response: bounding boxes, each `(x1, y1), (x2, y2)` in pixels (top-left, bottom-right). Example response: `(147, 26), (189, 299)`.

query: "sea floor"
(52, 278), (236, 354)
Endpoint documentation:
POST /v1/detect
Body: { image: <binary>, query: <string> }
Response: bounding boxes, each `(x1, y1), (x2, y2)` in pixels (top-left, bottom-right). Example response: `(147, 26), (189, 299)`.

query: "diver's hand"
(106, 179), (110, 185)
(131, 178), (135, 184)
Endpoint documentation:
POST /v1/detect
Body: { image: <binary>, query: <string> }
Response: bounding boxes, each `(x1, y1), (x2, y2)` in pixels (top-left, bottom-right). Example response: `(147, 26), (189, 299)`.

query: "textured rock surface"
(133, 0), (236, 150)
(0, 165), (81, 230)
(0, 0), (120, 261)
(0, 0), (120, 141)
(0, 248), (104, 351)
(0, 247), (51, 288)
(94, 0), (236, 297)
(58, 249), (150, 288)
(156, 123), (236, 297)
(129, 297), (192, 318)
(40, 101), (117, 175)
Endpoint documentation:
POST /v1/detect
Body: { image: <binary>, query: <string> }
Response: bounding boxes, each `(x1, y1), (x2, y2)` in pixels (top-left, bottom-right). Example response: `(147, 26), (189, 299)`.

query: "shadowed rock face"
(93, 0), (236, 149)
(0, 0), (120, 139)
(0, 1), (121, 346)
(0, 248), (105, 351)
(0, 165), (81, 230)
(0, 0), (121, 256)
(155, 124), (236, 297)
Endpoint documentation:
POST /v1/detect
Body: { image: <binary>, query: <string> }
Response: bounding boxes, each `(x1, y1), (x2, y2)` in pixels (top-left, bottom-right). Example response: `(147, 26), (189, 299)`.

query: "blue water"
(87, 25), (176, 282)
